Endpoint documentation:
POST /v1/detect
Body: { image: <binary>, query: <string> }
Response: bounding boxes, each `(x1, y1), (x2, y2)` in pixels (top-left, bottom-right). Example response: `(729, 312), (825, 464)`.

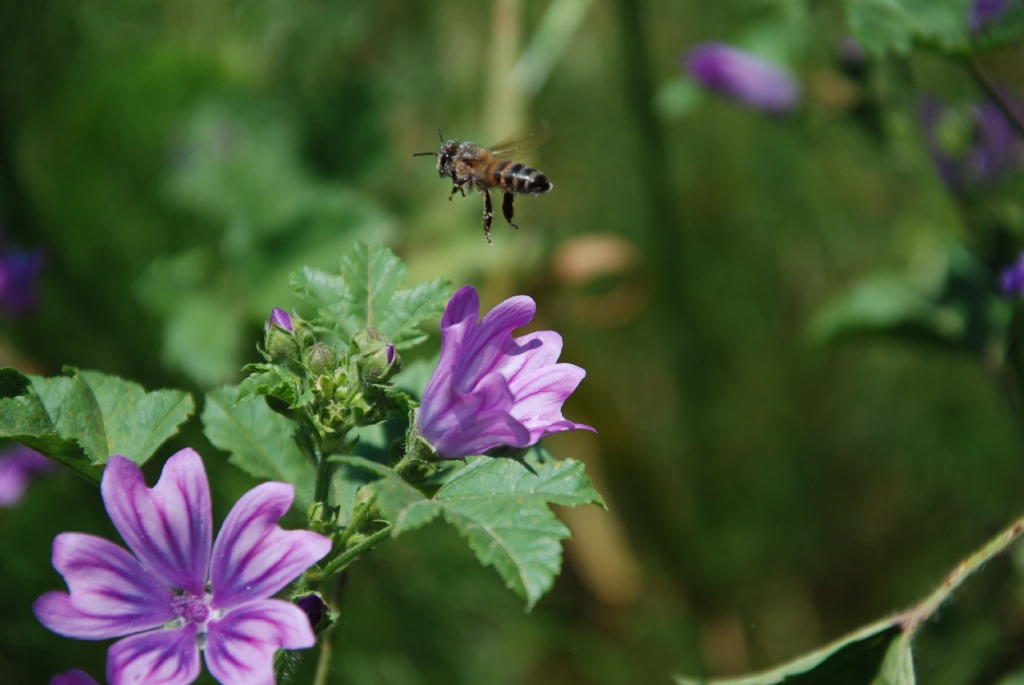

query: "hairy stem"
(312, 441), (333, 505)
(900, 513), (1024, 634)
(320, 525), (394, 577)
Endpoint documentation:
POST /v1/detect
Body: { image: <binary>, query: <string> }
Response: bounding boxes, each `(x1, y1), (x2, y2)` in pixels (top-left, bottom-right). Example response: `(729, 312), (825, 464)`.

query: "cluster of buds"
(258, 308), (408, 445)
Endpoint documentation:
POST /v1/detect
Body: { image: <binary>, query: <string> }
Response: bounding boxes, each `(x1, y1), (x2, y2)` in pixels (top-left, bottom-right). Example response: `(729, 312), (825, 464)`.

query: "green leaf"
(871, 635), (915, 685)
(202, 387), (316, 511)
(675, 618), (902, 685)
(0, 368), (194, 483)
(336, 455), (605, 609)
(844, 0), (972, 55)
(291, 242), (450, 348)
(77, 371), (196, 465)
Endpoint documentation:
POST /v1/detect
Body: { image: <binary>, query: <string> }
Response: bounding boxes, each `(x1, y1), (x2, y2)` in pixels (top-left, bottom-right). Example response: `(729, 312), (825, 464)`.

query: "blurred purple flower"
(685, 42), (801, 115)
(268, 307), (293, 332)
(0, 249), (43, 314)
(33, 448), (332, 685)
(971, 0), (1012, 30)
(416, 286), (594, 459)
(50, 670), (99, 685)
(0, 444), (55, 507)
(1001, 252), (1024, 297)
(920, 97), (1019, 191)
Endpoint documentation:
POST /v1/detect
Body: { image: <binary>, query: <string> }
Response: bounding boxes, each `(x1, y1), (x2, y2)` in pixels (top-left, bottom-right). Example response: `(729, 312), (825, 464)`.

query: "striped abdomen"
(486, 159), (552, 194)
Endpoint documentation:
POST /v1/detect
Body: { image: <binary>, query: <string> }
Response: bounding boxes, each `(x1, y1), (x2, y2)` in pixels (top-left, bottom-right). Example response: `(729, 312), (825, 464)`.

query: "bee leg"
(448, 184), (466, 200)
(502, 192), (519, 230)
(482, 187), (494, 245)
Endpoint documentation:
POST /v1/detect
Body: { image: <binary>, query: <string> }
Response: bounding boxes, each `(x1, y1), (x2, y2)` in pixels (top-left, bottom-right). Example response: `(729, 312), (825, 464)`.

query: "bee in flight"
(415, 129), (552, 245)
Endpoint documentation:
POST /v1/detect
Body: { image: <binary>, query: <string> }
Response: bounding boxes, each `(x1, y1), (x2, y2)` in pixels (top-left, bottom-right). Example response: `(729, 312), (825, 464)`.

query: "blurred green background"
(3, 1), (1024, 684)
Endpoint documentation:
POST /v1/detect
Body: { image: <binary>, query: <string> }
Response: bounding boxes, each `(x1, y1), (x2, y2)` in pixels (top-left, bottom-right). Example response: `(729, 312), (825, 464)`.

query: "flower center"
(171, 592), (211, 626)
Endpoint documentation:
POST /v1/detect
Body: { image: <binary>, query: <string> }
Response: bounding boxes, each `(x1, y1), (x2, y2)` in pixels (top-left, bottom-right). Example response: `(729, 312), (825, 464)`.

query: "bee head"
(437, 140), (458, 177)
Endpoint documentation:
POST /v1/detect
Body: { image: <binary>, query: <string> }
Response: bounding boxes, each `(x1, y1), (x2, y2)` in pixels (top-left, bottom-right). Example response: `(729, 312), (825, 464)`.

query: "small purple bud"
(836, 36), (867, 71)
(269, 307), (293, 332)
(0, 249), (44, 315)
(386, 344), (395, 365)
(1001, 252), (1024, 297)
(970, 0), (1011, 30)
(296, 593), (329, 630)
(685, 42), (801, 115)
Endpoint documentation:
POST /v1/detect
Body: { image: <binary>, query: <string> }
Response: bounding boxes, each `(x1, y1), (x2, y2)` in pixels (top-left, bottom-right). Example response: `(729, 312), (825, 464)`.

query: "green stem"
(312, 629), (333, 685)
(312, 442), (333, 505)
(392, 454), (412, 476)
(900, 512), (1024, 635)
(320, 525), (394, 577)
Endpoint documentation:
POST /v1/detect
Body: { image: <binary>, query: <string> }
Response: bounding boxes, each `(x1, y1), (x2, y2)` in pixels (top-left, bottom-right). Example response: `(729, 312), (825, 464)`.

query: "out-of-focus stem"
(312, 630), (333, 685)
(486, 0), (526, 142)
(967, 58), (1024, 137)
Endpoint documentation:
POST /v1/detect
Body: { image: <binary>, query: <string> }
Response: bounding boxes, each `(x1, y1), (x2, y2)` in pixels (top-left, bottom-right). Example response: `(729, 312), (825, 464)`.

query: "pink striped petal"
(210, 483), (331, 609)
(205, 599), (316, 685)
(49, 670), (99, 685)
(452, 295), (536, 391)
(498, 331), (563, 385)
(102, 450), (212, 595)
(106, 625), (200, 685)
(508, 363), (593, 441)
(33, 533), (174, 639)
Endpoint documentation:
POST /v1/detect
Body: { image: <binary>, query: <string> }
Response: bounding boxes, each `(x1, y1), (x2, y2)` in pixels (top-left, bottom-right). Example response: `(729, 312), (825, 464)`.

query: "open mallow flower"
(0, 444), (55, 507)
(685, 41), (801, 115)
(34, 448), (332, 685)
(50, 670), (100, 685)
(416, 286), (594, 459)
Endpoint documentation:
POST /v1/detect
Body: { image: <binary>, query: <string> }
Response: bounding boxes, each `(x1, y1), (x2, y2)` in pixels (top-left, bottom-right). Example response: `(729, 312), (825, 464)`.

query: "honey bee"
(415, 129), (552, 244)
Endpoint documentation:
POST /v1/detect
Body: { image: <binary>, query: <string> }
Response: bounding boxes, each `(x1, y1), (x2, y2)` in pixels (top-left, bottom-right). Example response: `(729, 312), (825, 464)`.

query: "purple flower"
(971, 0), (1012, 30)
(0, 444), (55, 507)
(33, 448), (332, 685)
(920, 96), (1019, 191)
(416, 286), (594, 459)
(685, 42), (801, 115)
(1002, 252), (1024, 297)
(268, 307), (293, 332)
(50, 671), (100, 685)
(0, 249), (43, 314)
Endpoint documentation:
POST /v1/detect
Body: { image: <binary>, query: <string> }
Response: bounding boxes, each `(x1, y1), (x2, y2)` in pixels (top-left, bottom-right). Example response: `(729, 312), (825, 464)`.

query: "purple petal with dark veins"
(106, 625), (200, 685)
(506, 363), (594, 442)
(33, 533), (174, 639)
(102, 450), (212, 595)
(49, 670), (100, 685)
(205, 599), (316, 685)
(209, 483), (331, 609)
(418, 286), (593, 458)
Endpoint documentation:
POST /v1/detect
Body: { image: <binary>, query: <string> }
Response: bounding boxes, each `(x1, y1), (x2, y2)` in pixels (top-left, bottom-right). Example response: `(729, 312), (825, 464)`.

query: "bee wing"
(487, 122), (551, 156)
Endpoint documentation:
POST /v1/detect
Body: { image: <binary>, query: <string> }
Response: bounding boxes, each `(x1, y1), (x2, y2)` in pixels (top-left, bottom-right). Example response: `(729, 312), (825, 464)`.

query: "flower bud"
(304, 342), (338, 375)
(684, 42), (801, 115)
(353, 327), (402, 383)
(268, 307), (293, 332)
(295, 593), (330, 632)
(262, 321), (299, 362)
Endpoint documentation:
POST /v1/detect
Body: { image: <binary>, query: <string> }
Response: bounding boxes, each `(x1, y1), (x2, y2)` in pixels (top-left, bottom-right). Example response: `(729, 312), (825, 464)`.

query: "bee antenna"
(438, 128), (444, 143)
(412, 151), (437, 157)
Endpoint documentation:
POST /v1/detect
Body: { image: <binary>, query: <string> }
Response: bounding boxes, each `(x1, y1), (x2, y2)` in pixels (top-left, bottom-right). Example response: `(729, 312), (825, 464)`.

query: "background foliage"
(3, 0), (1024, 684)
